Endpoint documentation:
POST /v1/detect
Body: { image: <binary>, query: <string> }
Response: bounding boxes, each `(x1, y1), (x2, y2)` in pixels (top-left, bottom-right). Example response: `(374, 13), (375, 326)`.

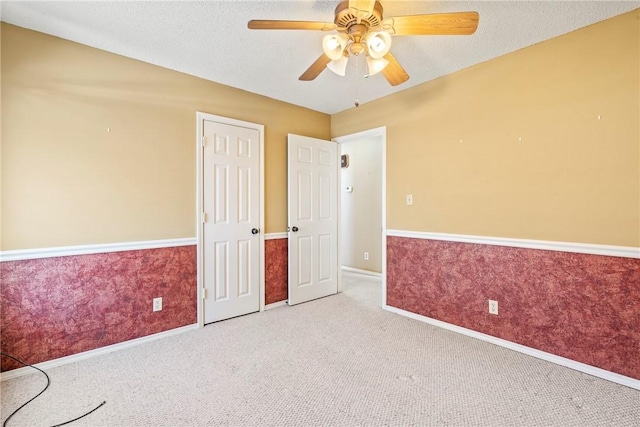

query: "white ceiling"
(1, 1), (638, 114)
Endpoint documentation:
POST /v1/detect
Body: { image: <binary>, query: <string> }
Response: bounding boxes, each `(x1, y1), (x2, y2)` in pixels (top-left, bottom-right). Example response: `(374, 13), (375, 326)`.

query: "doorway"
(334, 127), (387, 305)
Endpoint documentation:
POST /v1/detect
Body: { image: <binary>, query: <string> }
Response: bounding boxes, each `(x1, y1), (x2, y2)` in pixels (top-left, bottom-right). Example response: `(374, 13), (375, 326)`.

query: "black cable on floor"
(1, 352), (106, 427)
(50, 401), (106, 427)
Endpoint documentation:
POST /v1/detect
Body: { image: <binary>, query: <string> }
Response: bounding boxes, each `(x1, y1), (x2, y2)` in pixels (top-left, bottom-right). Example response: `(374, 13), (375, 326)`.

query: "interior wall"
(265, 238), (288, 305)
(0, 23), (328, 370)
(387, 236), (640, 380)
(1, 23), (330, 251)
(340, 136), (382, 272)
(1, 246), (196, 371)
(332, 9), (640, 381)
(331, 10), (639, 248)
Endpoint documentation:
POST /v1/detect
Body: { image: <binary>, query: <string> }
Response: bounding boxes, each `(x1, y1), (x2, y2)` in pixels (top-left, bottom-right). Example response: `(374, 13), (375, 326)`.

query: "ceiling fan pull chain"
(354, 54), (360, 107)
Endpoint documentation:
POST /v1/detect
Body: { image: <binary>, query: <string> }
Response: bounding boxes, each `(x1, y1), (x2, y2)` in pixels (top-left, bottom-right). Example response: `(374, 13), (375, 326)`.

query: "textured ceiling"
(1, 1), (638, 114)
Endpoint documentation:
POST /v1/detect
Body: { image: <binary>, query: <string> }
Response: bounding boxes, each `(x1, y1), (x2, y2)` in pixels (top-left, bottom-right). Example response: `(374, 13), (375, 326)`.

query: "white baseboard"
(341, 266), (382, 277)
(265, 300), (288, 310)
(384, 305), (640, 391)
(1, 324), (198, 381)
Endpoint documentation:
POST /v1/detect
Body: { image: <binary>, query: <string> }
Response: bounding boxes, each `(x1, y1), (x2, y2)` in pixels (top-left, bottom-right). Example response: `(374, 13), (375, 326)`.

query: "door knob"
(251, 228), (259, 235)
(291, 226), (299, 232)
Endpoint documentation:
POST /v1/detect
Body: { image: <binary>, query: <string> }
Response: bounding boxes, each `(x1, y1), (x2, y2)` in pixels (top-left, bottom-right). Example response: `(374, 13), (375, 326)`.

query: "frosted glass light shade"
(366, 56), (389, 76)
(327, 55), (349, 76)
(365, 31), (391, 59)
(322, 34), (349, 60)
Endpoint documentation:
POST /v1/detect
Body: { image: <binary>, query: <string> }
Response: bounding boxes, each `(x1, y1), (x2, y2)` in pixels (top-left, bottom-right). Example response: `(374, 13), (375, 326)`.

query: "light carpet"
(1, 271), (639, 426)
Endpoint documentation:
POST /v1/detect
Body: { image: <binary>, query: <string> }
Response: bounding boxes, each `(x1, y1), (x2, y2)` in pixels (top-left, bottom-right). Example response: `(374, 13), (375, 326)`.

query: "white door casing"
(287, 134), (338, 305)
(198, 114), (264, 324)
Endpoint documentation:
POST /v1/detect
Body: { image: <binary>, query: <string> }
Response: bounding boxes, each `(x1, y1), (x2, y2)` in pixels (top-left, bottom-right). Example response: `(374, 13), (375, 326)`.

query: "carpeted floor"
(1, 271), (639, 426)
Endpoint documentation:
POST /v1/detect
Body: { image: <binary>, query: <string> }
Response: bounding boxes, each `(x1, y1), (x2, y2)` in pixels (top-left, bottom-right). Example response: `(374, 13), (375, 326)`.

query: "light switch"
(406, 194), (413, 206)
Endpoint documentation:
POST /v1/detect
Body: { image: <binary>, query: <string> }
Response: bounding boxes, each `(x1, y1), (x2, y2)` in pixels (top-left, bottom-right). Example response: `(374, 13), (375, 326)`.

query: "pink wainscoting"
(387, 236), (640, 380)
(1, 245), (197, 372)
(265, 238), (288, 305)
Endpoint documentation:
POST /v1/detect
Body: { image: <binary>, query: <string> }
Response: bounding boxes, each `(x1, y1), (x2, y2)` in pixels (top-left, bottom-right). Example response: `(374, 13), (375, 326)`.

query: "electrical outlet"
(488, 299), (498, 315)
(364, 252), (369, 260)
(153, 297), (163, 312)
(406, 194), (413, 206)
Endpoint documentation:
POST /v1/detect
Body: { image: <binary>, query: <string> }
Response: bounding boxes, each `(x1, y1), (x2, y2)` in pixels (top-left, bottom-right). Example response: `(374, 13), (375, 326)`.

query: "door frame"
(196, 112), (265, 327)
(333, 126), (387, 305)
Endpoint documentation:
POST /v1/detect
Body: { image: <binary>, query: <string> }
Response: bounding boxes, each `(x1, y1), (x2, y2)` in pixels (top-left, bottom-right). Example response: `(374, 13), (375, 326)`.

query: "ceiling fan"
(248, 0), (479, 87)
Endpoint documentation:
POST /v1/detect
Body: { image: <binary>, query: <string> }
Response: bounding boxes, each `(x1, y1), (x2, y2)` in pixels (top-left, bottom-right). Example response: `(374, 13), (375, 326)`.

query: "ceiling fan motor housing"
(335, 1), (384, 31)
(335, 1), (385, 56)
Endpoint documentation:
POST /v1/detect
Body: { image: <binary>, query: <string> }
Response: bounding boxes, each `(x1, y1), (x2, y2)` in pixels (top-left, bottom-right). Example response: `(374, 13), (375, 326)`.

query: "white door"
(203, 120), (261, 323)
(287, 134), (338, 305)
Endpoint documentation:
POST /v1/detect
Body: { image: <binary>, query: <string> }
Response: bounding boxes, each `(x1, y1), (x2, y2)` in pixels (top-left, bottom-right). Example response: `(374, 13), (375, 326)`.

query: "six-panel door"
(203, 121), (260, 323)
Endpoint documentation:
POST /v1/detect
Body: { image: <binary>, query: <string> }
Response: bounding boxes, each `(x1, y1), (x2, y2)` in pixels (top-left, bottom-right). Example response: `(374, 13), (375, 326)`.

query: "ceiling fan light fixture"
(366, 56), (389, 76)
(327, 55), (349, 76)
(322, 33), (349, 60)
(365, 31), (391, 59)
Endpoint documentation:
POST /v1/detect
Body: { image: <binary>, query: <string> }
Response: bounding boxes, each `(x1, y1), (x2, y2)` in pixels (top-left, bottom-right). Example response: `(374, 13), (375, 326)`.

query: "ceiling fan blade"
(349, 0), (375, 16)
(381, 53), (409, 86)
(248, 20), (337, 31)
(384, 11), (479, 36)
(299, 54), (332, 81)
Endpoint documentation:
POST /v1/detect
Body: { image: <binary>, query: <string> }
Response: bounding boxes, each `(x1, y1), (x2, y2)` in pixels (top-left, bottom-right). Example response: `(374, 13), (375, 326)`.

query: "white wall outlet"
(406, 194), (413, 206)
(153, 297), (163, 312)
(364, 252), (369, 260)
(488, 299), (498, 315)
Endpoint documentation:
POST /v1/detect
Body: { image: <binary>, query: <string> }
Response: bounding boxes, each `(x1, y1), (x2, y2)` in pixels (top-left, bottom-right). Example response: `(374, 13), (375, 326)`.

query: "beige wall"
(332, 9), (640, 247)
(4, 9), (639, 251)
(1, 23), (330, 250)
(340, 136), (382, 272)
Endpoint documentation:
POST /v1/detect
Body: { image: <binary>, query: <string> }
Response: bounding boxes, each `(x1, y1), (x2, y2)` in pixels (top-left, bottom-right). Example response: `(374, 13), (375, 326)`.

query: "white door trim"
(196, 112), (265, 327)
(333, 126), (387, 305)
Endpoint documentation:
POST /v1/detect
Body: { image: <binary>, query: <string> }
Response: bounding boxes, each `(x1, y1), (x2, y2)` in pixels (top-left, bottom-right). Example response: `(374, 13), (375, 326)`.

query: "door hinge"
(202, 288), (207, 299)
(201, 212), (207, 223)
(201, 136), (206, 147)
